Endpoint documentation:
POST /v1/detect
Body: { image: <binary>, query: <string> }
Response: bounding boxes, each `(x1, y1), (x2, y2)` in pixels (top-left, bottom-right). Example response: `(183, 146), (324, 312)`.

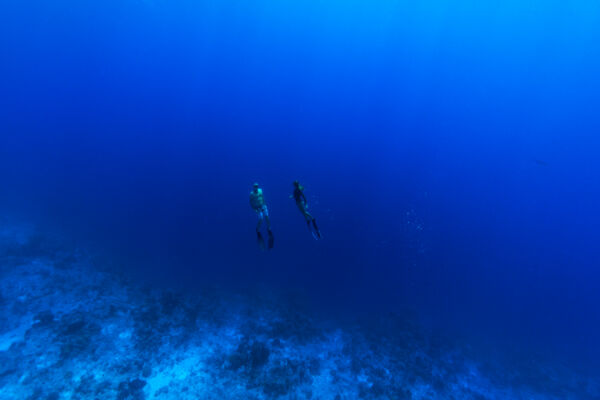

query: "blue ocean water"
(1, 0), (599, 398)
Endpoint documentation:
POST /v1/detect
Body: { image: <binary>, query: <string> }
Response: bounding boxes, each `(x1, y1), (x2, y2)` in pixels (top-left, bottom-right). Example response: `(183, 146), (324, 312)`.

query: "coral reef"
(0, 224), (597, 400)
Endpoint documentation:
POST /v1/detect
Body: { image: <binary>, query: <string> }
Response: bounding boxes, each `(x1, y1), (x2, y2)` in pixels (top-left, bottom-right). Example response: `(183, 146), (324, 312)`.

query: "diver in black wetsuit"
(291, 180), (321, 239)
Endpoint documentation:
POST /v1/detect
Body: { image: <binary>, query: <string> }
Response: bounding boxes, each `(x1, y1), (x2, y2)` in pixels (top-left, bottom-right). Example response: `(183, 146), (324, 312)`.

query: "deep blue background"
(1, 0), (599, 370)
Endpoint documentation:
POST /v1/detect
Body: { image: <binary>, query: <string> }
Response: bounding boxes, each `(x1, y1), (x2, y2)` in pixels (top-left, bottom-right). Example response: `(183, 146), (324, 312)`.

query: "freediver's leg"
(255, 212), (267, 250)
(303, 211), (313, 227)
(301, 210), (321, 239)
(256, 217), (262, 232)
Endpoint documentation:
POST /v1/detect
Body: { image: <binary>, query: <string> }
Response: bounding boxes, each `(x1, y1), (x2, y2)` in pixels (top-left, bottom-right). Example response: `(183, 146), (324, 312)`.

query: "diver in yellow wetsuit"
(250, 182), (273, 249)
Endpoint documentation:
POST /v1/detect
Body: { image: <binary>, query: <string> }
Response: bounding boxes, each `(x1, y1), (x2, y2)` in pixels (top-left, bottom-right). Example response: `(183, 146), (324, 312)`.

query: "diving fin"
(257, 231), (266, 251)
(267, 230), (274, 249)
(312, 219), (322, 239)
(306, 219), (321, 240)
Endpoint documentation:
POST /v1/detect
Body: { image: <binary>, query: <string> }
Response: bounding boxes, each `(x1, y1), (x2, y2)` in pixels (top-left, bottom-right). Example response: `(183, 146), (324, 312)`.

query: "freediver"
(249, 182), (274, 250)
(291, 180), (321, 239)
